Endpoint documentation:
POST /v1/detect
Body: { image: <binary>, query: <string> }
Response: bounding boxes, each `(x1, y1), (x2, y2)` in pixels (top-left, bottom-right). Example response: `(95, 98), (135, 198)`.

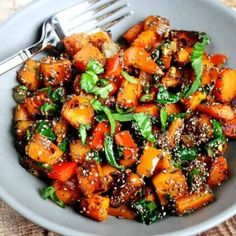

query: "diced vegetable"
(162, 67), (181, 88)
(210, 53), (228, 66)
(223, 118), (236, 138)
(134, 104), (159, 117)
(144, 15), (169, 34)
(108, 205), (135, 220)
(89, 31), (111, 50)
(104, 54), (121, 78)
(167, 118), (184, 148)
(16, 120), (33, 138)
(181, 91), (206, 111)
(123, 21), (144, 43)
(132, 30), (157, 49)
(70, 139), (90, 163)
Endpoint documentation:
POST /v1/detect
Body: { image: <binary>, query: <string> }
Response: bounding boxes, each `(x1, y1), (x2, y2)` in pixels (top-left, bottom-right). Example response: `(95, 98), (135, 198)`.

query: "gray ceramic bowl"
(1, 0), (236, 235)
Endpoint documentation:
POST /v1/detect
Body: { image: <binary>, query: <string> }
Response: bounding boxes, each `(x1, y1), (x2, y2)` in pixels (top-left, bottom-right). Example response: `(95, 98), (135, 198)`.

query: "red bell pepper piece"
(115, 131), (137, 148)
(89, 122), (110, 150)
(104, 54), (122, 78)
(48, 162), (77, 182)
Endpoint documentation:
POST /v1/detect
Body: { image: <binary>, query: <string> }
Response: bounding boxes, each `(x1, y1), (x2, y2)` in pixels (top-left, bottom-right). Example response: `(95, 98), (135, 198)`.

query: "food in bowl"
(13, 15), (236, 224)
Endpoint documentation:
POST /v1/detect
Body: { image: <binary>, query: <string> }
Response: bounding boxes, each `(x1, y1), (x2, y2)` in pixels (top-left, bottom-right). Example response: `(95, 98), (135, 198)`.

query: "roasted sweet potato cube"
(101, 164), (118, 191)
(25, 133), (63, 165)
(16, 120), (34, 138)
(132, 30), (157, 50)
(89, 31), (111, 50)
(52, 118), (68, 143)
(80, 194), (110, 222)
(124, 47), (163, 76)
(134, 104), (159, 117)
(223, 118), (236, 138)
(61, 96), (94, 128)
(201, 67), (218, 86)
(123, 21), (144, 43)
(197, 103), (235, 121)
(73, 44), (105, 72)
(207, 156), (229, 188)
(108, 205), (135, 220)
(165, 103), (182, 115)
(144, 15), (169, 34)
(17, 59), (40, 90)
(213, 69), (236, 103)
(40, 57), (72, 87)
(167, 118), (184, 148)
(170, 30), (201, 46)
(162, 67), (181, 87)
(63, 33), (89, 55)
(155, 151), (172, 173)
(137, 146), (162, 177)
(14, 104), (30, 121)
(176, 190), (214, 215)
(70, 139), (90, 164)
(175, 47), (192, 65)
(198, 113), (214, 138)
(116, 78), (141, 109)
(53, 177), (81, 204)
(152, 169), (188, 205)
(110, 173), (143, 207)
(77, 161), (105, 196)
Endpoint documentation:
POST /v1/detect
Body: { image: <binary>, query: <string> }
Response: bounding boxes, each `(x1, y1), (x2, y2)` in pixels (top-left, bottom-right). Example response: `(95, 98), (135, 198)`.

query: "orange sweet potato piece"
(77, 161), (105, 196)
(175, 47), (193, 65)
(213, 69), (236, 103)
(134, 104), (159, 117)
(198, 113), (214, 138)
(165, 103), (182, 115)
(101, 164), (118, 191)
(223, 118), (236, 138)
(162, 67), (181, 88)
(25, 133), (63, 165)
(155, 152), (172, 173)
(152, 169), (188, 206)
(17, 59), (40, 90)
(124, 47), (163, 75)
(70, 139), (90, 164)
(201, 67), (218, 86)
(132, 30), (157, 50)
(137, 146), (162, 177)
(61, 96), (94, 128)
(80, 194), (110, 221)
(167, 118), (184, 148)
(40, 57), (71, 87)
(16, 120), (34, 138)
(89, 31), (111, 50)
(197, 103), (235, 121)
(123, 21), (144, 43)
(181, 91), (207, 111)
(52, 118), (68, 143)
(210, 53), (228, 66)
(108, 205), (135, 220)
(73, 44), (105, 72)
(176, 190), (214, 215)
(63, 33), (89, 55)
(207, 156), (229, 188)
(116, 78), (141, 109)
(14, 104), (30, 121)
(144, 15), (169, 34)
(53, 178), (81, 204)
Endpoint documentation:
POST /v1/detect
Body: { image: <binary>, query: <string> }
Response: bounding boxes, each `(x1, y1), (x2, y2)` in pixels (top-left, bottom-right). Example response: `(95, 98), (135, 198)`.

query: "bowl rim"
(1, 0), (236, 235)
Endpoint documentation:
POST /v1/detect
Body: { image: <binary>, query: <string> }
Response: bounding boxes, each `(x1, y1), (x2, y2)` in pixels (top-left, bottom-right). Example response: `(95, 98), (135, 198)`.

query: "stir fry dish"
(13, 15), (236, 224)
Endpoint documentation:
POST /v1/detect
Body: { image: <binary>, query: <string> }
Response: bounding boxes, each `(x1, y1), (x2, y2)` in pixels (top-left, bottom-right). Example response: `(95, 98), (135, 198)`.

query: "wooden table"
(0, 0), (236, 235)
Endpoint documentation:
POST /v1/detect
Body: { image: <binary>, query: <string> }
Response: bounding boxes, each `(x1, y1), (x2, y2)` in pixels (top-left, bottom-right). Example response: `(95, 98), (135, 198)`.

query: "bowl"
(0, 0), (236, 235)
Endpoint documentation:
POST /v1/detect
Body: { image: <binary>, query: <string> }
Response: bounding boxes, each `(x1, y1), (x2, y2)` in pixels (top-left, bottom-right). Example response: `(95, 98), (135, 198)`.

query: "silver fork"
(0, 0), (132, 75)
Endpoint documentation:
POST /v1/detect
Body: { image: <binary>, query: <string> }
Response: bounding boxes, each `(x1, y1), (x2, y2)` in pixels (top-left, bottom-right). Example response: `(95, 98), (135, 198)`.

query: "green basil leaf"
(58, 138), (68, 152)
(40, 103), (59, 116)
(87, 60), (104, 74)
(160, 107), (168, 132)
(188, 168), (201, 184)
(178, 148), (197, 162)
(212, 119), (223, 138)
(92, 84), (113, 99)
(115, 104), (134, 114)
(91, 99), (104, 112)
(80, 71), (99, 93)
(112, 113), (135, 122)
(133, 113), (156, 142)
(40, 86), (52, 96)
(157, 86), (180, 104)
(184, 33), (209, 97)
(40, 186), (65, 208)
(122, 70), (138, 84)
(132, 199), (163, 224)
(37, 121), (56, 141)
(78, 124), (91, 145)
(206, 137), (226, 157)
(104, 135), (125, 171)
(140, 94), (152, 102)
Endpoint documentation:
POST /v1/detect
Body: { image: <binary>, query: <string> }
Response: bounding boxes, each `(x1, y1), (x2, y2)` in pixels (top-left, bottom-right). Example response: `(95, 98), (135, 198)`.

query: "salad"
(13, 15), (236, 224)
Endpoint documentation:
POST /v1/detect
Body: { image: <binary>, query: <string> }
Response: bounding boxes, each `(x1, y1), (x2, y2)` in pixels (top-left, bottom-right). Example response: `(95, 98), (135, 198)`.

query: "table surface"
(1, 0), (236, 235)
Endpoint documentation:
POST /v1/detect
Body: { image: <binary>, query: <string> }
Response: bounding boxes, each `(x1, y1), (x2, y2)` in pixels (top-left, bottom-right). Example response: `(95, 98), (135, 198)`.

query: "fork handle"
(0, 42), (43, 76)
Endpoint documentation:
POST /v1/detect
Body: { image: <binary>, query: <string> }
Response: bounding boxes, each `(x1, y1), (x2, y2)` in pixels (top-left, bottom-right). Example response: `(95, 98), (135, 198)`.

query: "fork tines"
(53, 0), (131, 36)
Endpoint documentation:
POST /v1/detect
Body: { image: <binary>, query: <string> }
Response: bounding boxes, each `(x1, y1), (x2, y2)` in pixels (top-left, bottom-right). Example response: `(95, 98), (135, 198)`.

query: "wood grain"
(0, 0), (236, 235)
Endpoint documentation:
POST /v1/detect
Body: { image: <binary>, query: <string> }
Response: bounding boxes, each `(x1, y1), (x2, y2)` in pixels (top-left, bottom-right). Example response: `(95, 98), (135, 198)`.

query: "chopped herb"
(40, 103), (59, 116)
(115, 104), (134, 114)
(133, 113), (156, 142)
(93, 84), (113, 99)
(37, 121), (56, 141)
(40, 86), (52, 96)
(160, 107), (168, 132)
(58, 138), (68, 152)
(87, 60), (104, 74)
(140, 94), (152, 102)
(35, 162), (52, 170)
(26, 128), (33, 141)
(87, 150), (102, 163)
(104, 135), (125, 171)
(80, 71), (99, 93)
(132, 199), (163, 224)
(178, 148), (197, 163)
(112, 113), (135, 122)
(40, 186), (65, 208)
(78, 124), (91, 145)
(184, 33), (210, 97)
(188, 168), (201, 184)
(51, 87), (65, 103)
(212, 119), (223, 138)
(121, 70), (138, 84)
(157, 86), (180, 104)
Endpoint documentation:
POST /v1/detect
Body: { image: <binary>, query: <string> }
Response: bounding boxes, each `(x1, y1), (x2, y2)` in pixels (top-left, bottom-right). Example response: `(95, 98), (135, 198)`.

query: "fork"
(0, 0), (131, 75)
